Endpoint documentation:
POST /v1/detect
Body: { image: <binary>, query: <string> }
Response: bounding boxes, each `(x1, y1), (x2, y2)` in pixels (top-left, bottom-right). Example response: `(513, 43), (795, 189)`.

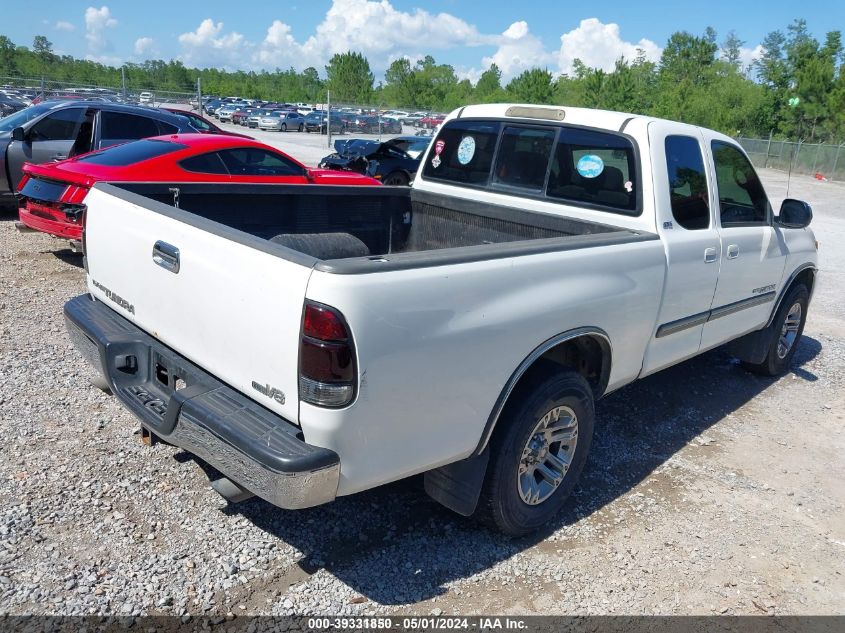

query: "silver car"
(258, 111), (305, 132)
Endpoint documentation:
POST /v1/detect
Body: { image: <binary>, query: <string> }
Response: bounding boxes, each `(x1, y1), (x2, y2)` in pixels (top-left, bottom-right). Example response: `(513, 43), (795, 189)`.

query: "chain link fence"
(0, 75), (195, 106)
(738, 136), (845, 183)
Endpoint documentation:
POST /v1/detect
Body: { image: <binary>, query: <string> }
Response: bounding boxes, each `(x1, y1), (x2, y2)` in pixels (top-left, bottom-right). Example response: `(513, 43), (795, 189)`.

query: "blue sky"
(3, 1), (843, 81)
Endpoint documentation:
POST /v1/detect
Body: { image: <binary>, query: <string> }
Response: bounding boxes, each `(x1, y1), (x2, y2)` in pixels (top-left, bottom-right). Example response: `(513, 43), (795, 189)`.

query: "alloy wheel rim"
(517, 405), (578, 505)
(777, 302), (802, 359)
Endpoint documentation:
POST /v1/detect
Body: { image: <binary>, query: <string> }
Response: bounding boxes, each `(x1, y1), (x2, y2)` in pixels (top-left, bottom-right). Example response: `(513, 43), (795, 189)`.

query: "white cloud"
(55, 21), (75, 32)
(557, 18), (661, 75)
(134, 37), (156, 56)
(84, 6), (118, 54)
(737, 44), (763, 73)
(480, 21), (555, 81)
(177, 18), (249, 68)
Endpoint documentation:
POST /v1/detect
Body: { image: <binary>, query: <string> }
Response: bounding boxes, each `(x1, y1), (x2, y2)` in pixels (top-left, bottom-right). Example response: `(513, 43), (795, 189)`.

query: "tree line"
(1, 18), (843, 142)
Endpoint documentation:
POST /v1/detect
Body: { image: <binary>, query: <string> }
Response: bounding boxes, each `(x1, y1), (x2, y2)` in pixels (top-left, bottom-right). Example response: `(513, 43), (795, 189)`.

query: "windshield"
(0, 103), (54, 132)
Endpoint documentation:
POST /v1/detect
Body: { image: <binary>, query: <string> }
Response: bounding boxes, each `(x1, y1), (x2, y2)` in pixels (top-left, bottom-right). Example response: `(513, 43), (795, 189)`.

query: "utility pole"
(197, 76), (202, 112)
(327, 89), (332, 149)
(121, 66), (126, 99)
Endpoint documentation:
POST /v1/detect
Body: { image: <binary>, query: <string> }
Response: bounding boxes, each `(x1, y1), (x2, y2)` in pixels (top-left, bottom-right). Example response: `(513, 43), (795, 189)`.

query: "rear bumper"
(18, 205), (82, 240)
(63, 294), (340, 509)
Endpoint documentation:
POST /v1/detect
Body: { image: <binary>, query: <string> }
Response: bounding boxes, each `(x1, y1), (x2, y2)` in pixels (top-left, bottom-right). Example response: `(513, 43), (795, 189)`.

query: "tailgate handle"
(152, 240), (180, 273)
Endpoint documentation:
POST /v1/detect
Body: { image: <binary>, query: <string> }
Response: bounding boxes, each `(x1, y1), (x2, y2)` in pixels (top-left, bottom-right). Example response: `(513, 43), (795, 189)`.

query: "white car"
(65, 103), (817, 536)
(138, 92), (153, 104)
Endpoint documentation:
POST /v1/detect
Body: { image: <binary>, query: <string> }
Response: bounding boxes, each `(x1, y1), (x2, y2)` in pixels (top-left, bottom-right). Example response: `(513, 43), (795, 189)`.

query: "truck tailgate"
(82, 185), (312, 424)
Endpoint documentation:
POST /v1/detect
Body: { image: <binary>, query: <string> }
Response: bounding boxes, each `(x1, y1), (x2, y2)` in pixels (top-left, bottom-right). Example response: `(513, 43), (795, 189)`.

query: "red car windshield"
(75, 139), (187, 166)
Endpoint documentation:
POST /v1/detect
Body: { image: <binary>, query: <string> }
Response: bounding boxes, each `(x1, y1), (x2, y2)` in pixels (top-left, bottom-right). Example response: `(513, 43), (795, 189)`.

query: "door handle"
(726, 244), (739, 259)
(152, 240), (180, 273)
(704, 247), (717, 263)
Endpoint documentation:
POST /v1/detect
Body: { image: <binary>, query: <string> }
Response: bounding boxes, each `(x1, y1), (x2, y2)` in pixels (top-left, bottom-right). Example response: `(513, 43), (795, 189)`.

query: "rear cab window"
(422, 118), (639, 215)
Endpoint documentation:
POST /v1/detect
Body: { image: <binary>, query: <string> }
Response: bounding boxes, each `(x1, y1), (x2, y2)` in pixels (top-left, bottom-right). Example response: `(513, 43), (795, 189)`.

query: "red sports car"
(17, 133), (380, 241)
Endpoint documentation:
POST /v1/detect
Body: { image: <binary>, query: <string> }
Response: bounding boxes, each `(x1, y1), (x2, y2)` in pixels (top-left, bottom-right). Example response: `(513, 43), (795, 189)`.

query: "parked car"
(0, 94), (28, 117)
(203, 99), (224, 115)
(231, 107), (257, 125)
(160, 108), (251, 139)
(419, 113), (445, 129)
(64, 103), (817, 536)
(319, 136), (426, 185)
(402, 111), (428, 126)
(0, 100), (197, 207)
(216, 104), (241, 122)
(245, 109), (273, 129)
(138, 92), (153, 104)
(303, 112), (344, 134)
(258, 111), (305, 132)
(17, 133), (380, 241)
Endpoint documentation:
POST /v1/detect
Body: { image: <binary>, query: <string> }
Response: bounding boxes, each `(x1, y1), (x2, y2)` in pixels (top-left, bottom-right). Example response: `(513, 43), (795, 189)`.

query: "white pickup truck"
(64, 104), (818, 535)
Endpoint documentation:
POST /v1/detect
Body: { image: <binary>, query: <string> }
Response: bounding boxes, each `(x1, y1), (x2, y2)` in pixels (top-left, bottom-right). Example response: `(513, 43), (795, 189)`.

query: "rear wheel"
(281, 123), (287, 132)
(382, 171), (409, 186)
(741, 284), (808, 376)
(478, 369), (594, 536)
(298, 123), (304, 132)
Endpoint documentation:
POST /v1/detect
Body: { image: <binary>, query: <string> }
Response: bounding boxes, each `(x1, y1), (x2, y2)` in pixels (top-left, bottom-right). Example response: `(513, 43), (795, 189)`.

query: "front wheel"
(741, 284), (809, 376)
(382, 171), (408, 186)
(281, 123), (287, 132)
(298, 124), (304, 132)
(478, 369), (594, 536)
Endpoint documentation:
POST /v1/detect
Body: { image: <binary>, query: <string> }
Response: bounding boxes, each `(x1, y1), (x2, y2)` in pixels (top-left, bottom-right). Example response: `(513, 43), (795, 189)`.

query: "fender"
(423, 326), (612, 516)
(765, 263), (817, 329)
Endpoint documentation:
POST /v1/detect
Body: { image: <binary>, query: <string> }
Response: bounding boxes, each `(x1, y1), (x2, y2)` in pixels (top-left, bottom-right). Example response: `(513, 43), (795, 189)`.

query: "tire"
(298, 123), (304, 132)
(281, 123), (287, 132)
(741, 284), (809, 376)
(382, 171), (409, 186)
(477, 368), (594, 536)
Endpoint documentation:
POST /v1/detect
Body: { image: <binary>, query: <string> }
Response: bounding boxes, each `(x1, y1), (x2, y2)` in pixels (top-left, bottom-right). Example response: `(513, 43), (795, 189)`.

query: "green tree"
(383, 57), (419, 107)
(325, 51), (373, 104)
(32, 35), (53, 62)
(474, 63), (502, 101)
(0, 35), (15, 74)
(721, 31), (745, 68)
(506, 68), (554, 103)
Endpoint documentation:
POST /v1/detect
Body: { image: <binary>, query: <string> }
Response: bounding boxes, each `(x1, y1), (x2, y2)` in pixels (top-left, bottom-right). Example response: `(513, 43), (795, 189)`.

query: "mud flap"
(424, 448), (490, 516)
(726, 323), (775, 365)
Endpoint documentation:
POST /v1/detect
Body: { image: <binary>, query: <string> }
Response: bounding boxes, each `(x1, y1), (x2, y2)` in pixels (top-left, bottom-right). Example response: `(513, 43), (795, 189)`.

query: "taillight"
(299, 301), (356, 408)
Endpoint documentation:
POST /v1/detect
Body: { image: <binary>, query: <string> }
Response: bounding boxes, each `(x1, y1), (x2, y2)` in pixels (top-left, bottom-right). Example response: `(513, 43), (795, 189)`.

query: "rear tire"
(298, 124), (304, 132)
(281, 123), (287, 132)
(741, 284), (808, 376)
(477, 368), (594, 536)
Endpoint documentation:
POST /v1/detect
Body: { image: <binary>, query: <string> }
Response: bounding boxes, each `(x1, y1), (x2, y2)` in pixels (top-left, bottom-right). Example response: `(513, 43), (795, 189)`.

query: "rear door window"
(421, 120), (502, 184)
(546, 128), (637, 212)
(100, 112), (161, 144)
(665, 135), (710, 230)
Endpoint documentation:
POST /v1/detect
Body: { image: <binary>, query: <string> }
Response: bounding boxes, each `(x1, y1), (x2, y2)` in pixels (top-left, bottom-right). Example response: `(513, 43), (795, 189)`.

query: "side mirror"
(11, 127), (25, 142)
(776, 198), (813, 229)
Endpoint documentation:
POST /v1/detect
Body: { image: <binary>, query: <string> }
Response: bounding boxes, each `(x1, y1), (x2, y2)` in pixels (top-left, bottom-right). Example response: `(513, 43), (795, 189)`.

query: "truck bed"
(112, 183), (652, 272)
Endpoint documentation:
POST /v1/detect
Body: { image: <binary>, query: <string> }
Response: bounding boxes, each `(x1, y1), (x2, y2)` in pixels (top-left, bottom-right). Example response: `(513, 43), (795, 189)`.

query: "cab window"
(493, 126), (555, 190)
(421, 120), (501, 185)
(712, 141), (770, 226)
(28, 108), (86, 141)
(665, 135), (709, 230)
(547, 128), (637, 212)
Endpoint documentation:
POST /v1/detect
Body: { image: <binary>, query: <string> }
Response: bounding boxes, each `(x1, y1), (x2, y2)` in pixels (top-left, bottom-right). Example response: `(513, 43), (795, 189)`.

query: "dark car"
(303, 111), (345, 134)
(0, 100), (197, 205)
(0, 95), (28, 118)
(161, 108), (252, 139)
(318, 136), (430, 186)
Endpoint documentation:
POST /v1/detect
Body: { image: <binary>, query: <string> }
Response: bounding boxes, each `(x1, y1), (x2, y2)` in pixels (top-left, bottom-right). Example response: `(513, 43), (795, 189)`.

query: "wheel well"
(794, 268), (815, 295)
(475, 332), (611, 455)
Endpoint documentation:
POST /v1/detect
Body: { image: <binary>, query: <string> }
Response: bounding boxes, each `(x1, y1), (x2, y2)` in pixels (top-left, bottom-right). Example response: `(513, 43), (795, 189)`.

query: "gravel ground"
(0, 164), (843, 617)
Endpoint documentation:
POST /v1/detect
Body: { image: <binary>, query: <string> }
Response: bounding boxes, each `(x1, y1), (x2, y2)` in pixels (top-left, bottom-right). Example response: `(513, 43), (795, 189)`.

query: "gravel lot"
(0, 153), (843, 617)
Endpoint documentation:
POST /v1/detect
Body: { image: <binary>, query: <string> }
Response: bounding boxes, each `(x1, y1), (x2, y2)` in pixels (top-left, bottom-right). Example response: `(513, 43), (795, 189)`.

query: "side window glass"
(100, 112), (160, 142)
(179, 152), (229, 175)
(665, 135), (709, 230)
(712, 141), (770, 226)
(493, 126), (555, 190)
(421, 120), (501, 184)
(217, 148), (303, 176)
(29, 108), (86, 141)
(156, 120), (179, 135)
